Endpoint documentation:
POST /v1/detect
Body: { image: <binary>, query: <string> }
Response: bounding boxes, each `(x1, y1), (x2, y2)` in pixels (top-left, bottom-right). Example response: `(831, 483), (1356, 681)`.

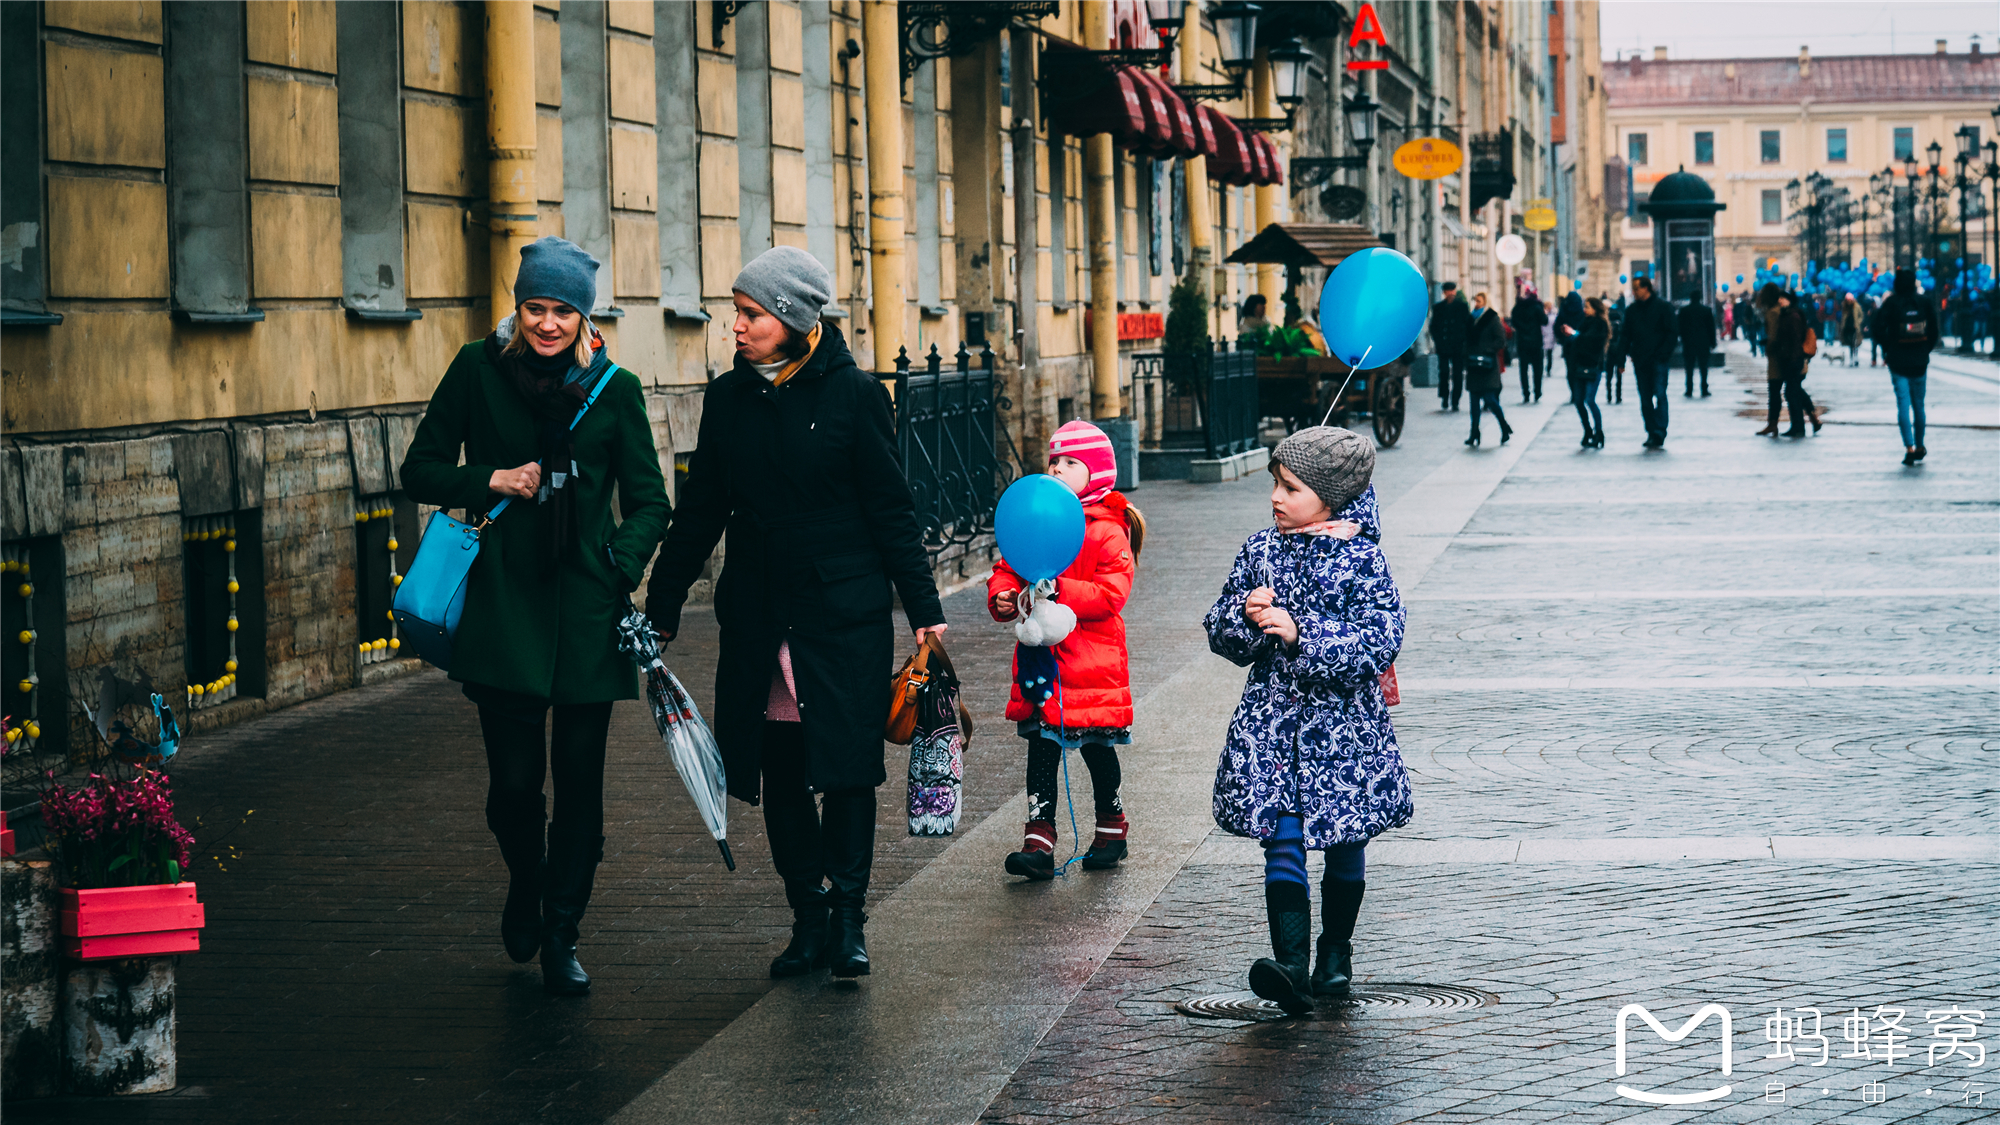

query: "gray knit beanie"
(514, 236), (599, 314)
(1272, 426), (1375, 514)
(733, 246), (834, 335)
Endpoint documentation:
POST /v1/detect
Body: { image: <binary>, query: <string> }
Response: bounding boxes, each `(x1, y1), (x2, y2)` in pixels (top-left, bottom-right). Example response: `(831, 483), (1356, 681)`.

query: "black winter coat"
(644, 325), (945, 802)
(1622, 295), (1678, 364)
(1429, 295), (1472, 353)
(1509, 299), (1548, 355)
(1869, 293), (1940, 376)
(1562, 316), (1609, 367)
(1677, 301), (1717, 352)
(1466, 309), (1506, 392)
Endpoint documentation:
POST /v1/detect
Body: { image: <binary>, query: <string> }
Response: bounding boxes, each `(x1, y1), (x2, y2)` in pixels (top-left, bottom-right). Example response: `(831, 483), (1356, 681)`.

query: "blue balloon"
(1318, 247), (1428, 370)
(994, 474), (1085, 584)
(1736, 274), (1745, 282)
(1619, 274), (1628, 283)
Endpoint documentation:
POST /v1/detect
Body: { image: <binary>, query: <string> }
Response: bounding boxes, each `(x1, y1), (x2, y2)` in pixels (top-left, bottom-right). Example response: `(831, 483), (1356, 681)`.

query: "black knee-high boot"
(770, 882), (830, 978)
(541, 827), (602, 996)
(820, 787), (876, 978)
(1248, 881), (1315, 1015)
(1313, 878), (1365, 998)
(488, 801), (546, 963)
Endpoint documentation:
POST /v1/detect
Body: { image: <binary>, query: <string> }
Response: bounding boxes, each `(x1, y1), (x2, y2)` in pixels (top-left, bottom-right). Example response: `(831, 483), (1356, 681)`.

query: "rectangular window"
(1627, 132), (1648, 165)
(337, 1), (415, 319)
(1762, 189), (1782, 224)
(1049, 134), (1068, 306)
(1894, 127), (1914, 161)
(1760, 129), (1781, 164)
(1826, 128), (1848, 163)
(1693, 131), (1714, 165)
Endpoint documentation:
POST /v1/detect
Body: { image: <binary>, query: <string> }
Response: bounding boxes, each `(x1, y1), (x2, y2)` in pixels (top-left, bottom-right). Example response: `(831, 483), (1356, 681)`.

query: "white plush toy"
(1013, 579), (1076, 647)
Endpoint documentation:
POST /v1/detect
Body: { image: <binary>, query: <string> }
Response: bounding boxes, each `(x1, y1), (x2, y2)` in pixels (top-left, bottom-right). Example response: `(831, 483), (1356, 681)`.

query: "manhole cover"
(1176, 984), (1497, 1021)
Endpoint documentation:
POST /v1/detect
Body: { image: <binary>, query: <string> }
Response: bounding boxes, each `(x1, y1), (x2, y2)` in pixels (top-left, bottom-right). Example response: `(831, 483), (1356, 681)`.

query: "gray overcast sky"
(1597, 1), (1998, 62)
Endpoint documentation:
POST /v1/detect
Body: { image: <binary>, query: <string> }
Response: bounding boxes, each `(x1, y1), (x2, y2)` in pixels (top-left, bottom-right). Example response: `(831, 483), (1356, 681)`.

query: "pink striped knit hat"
(1049, 420), (1118, 504)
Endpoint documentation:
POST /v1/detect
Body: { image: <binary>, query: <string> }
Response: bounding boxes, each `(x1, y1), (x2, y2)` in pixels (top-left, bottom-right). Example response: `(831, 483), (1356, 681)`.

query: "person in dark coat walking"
(1604, 298), (1627, 404)
(400, 236), (673, 996)
(645, 246), (945, 982)
(1509, 290), (1549, 403)
(1767, 289), (1820, 439)
(1869, 268), (1941, 464)
(1559, 297), (1611, 448)
(1622, 277), (1678, 448)
(1429, 283), (1472, 411)
(1677, 298), (1717, 397)
(1463, 293), (1511, 447)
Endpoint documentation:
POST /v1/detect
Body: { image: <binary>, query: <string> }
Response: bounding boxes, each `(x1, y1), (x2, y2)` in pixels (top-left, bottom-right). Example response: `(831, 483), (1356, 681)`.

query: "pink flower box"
(59, 882), (205, 961)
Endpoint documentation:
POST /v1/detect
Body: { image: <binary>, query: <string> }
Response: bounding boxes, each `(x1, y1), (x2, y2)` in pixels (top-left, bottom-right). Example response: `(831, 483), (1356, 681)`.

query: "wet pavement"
(11, 345), (1997, 1124)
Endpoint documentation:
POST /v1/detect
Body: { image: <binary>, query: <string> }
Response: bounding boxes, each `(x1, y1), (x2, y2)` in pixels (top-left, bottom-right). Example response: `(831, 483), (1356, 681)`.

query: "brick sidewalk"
(979, 348), (2000, 1123)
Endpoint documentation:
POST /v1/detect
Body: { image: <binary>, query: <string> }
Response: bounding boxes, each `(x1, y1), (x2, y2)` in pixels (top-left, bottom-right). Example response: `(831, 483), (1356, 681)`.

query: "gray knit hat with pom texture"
(733, 246), (834, 335)
(1272, 426), (1375, 514)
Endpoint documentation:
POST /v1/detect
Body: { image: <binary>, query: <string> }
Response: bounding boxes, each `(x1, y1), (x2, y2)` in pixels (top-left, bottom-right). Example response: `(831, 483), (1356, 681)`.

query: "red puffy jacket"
(987, 491), (1135, 729)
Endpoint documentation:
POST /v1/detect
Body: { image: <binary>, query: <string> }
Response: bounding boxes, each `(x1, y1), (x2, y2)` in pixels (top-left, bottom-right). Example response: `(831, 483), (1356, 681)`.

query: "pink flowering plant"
(39, 769), (197, 889)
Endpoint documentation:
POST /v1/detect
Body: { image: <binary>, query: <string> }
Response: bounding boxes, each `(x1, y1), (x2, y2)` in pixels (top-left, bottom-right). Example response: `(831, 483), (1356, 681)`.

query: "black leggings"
(1024, 736), (1122, 822)
(466, 683), (612, 856)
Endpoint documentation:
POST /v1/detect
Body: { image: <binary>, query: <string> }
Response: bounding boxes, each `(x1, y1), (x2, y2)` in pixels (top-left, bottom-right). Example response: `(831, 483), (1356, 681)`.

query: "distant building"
(1604, 41), (2000, 297)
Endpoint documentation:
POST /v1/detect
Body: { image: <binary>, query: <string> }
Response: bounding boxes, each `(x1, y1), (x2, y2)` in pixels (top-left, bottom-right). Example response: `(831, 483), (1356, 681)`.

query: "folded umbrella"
(616, 610), (735, 870)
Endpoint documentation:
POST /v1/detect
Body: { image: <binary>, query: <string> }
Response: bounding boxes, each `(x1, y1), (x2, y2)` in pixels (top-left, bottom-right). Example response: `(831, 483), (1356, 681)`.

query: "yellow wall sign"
(1523, 198), (1558, 231)
(1392, 137), (1463, 180)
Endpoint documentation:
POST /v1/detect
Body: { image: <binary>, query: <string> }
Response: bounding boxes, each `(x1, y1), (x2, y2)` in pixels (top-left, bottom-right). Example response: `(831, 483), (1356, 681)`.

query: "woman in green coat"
(400, 237), (670, 996)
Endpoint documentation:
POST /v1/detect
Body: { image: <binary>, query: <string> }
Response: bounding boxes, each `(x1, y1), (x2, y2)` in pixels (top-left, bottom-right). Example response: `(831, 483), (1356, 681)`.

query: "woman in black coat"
(1558, 297), (1611, 448)
(645, 247), (946, 981)
(1464, 292), (1512, 447)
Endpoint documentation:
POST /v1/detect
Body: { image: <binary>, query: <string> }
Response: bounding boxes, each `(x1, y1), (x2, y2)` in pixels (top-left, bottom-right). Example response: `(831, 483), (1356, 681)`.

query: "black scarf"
(484, 335), (600, 578)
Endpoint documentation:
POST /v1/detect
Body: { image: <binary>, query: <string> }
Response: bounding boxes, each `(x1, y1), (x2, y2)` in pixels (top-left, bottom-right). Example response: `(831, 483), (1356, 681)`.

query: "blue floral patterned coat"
(1202, 486), (1414, 848)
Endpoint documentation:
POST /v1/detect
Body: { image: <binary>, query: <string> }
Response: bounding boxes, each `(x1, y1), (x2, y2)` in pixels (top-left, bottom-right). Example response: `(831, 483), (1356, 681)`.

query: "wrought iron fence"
(886, 342), (1014, 559)
(1130, 340), (1260, 459)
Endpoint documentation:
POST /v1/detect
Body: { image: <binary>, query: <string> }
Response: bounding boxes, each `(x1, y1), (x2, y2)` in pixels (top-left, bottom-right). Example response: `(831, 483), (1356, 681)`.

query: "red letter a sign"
(1347, 3), (1388, 70)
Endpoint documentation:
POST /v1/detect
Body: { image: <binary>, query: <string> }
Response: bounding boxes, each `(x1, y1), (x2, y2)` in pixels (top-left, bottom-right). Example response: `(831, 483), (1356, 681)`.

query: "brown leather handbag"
(886, 636), (940, 745)
(886, 635), (973, 745)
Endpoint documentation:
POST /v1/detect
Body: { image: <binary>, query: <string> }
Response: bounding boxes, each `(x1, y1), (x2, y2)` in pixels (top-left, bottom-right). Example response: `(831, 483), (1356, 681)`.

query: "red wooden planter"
(58, 882), (205, 961)
(0, 809), (14, 857)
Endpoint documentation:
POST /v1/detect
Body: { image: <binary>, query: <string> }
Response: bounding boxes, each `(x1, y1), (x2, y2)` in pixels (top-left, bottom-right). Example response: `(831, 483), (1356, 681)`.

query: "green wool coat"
(400, 340), (671, 703)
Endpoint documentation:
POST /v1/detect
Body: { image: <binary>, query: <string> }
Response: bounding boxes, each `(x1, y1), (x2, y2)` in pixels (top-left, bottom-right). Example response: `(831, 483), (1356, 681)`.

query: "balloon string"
(1320, 345), (1372, 428)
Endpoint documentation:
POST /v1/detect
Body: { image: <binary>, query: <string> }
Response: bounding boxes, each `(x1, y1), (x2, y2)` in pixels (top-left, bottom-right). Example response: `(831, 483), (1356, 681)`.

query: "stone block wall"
(259, 421), (364, 709)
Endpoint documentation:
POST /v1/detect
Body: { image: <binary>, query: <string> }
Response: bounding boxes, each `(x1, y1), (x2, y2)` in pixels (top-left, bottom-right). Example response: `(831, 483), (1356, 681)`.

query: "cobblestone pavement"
(979, 346), (2000, 1124)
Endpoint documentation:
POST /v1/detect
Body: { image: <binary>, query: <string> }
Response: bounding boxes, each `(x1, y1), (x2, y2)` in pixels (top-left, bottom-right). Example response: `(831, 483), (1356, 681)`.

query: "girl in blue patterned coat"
(1202, 427), (1413, 1016)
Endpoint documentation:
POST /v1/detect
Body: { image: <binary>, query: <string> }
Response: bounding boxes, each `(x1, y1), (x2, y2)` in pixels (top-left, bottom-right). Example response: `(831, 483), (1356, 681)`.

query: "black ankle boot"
(1247, 883), (1315, 1015)
(540, 831), (602, 996)
(771, 883), (831, 978)
(827, 894), (870, 977)
(1313, 879), (1365, 998)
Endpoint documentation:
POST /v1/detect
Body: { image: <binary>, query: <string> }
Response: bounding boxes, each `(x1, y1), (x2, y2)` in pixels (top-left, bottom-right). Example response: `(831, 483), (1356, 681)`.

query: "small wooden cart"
(1257, 355), (1408, 447)
(1227, 223), (1409, 447)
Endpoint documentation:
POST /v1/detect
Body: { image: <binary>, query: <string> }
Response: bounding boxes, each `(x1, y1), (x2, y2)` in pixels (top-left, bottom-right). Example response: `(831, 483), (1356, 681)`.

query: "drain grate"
(1176, 984), (1497, 1021)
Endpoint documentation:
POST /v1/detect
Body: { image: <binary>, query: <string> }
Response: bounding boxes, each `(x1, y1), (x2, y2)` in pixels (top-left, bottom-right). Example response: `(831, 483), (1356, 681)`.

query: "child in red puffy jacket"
(988, 421), (1136, 880)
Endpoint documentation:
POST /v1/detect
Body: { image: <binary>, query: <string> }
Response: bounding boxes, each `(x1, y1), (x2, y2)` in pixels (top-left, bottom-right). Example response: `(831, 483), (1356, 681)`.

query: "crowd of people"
(1428, 267), (1946, 462)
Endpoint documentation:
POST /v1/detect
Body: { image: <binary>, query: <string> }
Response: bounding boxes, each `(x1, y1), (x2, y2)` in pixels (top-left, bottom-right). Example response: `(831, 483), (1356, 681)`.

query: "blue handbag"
(392, 365), (620, 671)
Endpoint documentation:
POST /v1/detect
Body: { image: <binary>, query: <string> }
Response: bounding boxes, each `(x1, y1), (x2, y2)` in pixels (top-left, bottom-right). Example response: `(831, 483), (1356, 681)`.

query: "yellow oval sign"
(1523, 200), (1558, 232)
(1392, 137), (1463, 180)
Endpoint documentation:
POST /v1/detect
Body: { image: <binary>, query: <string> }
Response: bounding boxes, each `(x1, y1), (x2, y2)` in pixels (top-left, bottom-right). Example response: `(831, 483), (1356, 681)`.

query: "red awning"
(1200, 107), (1254, 186)
(1042, 50), (1169, 153)
(1250, 133), (1284, 186)
(1129, 70), (1200, 158)
(1186, 101), (1219, 156)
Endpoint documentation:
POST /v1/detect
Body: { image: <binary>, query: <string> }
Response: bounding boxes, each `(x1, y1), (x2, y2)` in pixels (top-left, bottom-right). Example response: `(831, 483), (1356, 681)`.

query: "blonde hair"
(1473, 291), (1489, 304)
(502, 306), (595, 369)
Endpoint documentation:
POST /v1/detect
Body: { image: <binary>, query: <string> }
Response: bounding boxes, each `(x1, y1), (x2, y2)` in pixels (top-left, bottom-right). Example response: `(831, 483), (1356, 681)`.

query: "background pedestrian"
(1430, 283), (1471, 412)
(1464, 293), (1511, 446)
(1767, 287), (1820, 439)
(1510, 289), (1548, 404)
(1869, 268), (1941, 465)
(399, 236), (672, 997)
(644, 245), (947, 982)
(1677, 296), (1716, 397)
(1622, 277), (1677, 448)
(1562, 297), (1611, 448)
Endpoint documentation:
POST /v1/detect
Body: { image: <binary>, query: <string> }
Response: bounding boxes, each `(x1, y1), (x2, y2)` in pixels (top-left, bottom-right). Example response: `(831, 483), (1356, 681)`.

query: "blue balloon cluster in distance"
(994, 474), (1085, 583)
(1318, 247), (1428, 370)
(1741, 254), (1994, 304)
